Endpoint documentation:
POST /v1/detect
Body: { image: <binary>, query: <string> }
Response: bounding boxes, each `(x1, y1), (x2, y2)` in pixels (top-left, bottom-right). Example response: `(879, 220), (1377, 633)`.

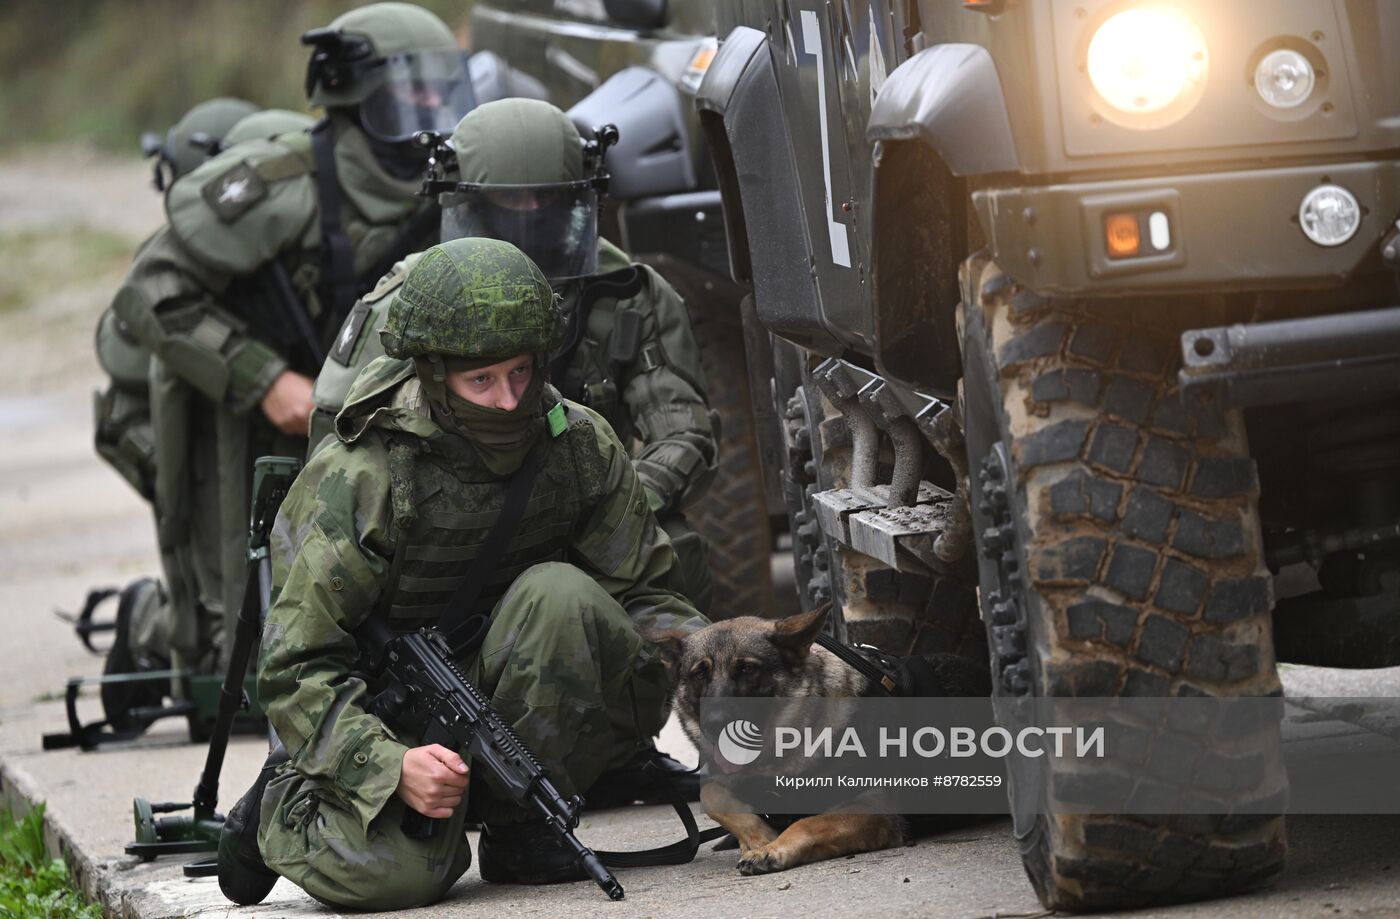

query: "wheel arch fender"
(863, 45), (1021, 397)
(866, 43), (1021, 178)
(695, 26), (842, 356)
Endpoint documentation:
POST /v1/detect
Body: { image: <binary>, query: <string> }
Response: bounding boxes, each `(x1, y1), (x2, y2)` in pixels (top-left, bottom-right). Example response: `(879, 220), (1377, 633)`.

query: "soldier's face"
(445, 354), (533, 411)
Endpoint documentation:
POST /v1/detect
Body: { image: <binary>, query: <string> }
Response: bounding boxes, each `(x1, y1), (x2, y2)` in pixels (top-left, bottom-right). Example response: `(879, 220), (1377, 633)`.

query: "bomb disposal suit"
(110, 3), (474, 674)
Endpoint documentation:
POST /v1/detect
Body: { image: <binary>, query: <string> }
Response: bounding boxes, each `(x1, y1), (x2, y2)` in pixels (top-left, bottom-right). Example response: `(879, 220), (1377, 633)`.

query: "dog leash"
(594, 765), (729, 868)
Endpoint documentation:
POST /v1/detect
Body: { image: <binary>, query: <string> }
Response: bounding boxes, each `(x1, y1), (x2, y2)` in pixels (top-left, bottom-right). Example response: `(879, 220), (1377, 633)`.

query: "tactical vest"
(374, 400), (608, 629)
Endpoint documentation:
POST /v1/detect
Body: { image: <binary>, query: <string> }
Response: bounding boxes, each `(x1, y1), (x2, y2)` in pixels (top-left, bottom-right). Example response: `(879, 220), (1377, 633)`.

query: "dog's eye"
(690, 660), (711, 681)
(734, 660), (760, 677)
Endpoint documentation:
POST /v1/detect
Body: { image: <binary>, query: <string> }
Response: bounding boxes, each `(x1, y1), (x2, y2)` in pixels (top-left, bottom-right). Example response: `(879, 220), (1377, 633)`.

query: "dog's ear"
(641, 627), (689, 671)
(768, 603), (830, 662)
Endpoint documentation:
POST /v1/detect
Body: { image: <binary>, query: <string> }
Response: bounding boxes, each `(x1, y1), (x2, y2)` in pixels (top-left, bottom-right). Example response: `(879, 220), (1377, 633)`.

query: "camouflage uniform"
(109, 5), (463, 673)
(311, 99), (719, 611)
(255, 239), (706, 910)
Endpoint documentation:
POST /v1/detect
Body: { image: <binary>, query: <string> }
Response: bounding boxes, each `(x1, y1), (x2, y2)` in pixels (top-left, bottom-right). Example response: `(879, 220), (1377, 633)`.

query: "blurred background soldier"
(95, 98), (262, 516)
(89, 96), (266, 728)
(108, 2), (475, 693)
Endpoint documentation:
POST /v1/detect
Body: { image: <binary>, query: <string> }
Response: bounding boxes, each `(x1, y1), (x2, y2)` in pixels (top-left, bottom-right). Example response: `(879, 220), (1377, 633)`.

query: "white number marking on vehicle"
(801, 8), (852, 269)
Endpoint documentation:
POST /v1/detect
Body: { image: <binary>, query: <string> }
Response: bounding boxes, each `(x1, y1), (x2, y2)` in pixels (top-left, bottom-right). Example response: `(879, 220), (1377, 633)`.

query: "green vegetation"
(0, 0), (468, 152)
(0, 227), (133, 313)
(0, 805), (100, 919)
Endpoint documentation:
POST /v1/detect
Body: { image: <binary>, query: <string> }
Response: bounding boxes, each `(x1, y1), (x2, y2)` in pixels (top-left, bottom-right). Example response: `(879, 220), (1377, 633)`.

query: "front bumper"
(974, 161), (1400, 296)
(1179, 304), (1400, 408)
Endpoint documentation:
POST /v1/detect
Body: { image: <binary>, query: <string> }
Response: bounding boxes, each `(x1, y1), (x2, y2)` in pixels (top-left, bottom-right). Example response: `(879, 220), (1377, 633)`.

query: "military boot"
(217, 746), (288, 905)
(584, 745), (706, 809)
(478, 820), (589, 885)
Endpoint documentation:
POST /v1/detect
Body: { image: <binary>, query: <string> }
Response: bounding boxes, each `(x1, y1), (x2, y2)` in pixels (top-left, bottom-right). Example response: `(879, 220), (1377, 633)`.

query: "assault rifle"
(359, 617), (624, 900)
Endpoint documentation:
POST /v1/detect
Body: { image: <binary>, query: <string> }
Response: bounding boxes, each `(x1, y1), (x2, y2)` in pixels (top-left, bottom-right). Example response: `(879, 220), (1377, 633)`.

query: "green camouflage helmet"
(381, 237), (566, 361)
(304, 3), (459, 109)
(142, 97), (259, 190)
(222, 109), (316, 148)
(450, 98), (584, 185)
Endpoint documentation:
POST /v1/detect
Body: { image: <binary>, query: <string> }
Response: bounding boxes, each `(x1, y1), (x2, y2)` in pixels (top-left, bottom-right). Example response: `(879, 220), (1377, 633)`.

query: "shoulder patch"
(202, 162), (267, 223)
(547, 402), (568, 438)
(329, 299), (372, 366)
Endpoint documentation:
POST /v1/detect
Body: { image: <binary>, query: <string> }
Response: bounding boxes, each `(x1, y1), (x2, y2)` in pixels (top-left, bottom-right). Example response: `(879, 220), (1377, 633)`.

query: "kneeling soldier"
(218, 237), (707, 910)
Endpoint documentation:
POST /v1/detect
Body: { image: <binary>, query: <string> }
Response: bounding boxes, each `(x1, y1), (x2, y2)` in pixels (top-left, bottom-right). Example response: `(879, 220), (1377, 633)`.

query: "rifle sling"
(310, 119), (357, 330)
(438, 445), (542, 655)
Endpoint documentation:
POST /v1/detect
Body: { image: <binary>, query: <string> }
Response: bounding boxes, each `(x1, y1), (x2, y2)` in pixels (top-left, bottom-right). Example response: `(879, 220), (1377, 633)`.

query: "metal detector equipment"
(54, 587), (118, 654)
(125, 456), (300, 863)
(44, 577), (270, 751)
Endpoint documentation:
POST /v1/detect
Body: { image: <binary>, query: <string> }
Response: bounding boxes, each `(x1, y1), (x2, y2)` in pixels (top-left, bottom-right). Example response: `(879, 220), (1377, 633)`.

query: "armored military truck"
(465, 0), (783, 618)
(695, 0), (1400, 910)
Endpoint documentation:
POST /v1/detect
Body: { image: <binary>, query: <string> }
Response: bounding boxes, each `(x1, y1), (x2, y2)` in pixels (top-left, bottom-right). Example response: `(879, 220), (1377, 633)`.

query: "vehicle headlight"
(1298, 185), (1361, 248)
(1254, 48), (1315, 110)
(1086, 8), (1208, 119)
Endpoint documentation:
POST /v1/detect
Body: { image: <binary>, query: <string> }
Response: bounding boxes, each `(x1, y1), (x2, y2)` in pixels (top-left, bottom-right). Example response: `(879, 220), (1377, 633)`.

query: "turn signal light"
(1104, 213), (1142, 258)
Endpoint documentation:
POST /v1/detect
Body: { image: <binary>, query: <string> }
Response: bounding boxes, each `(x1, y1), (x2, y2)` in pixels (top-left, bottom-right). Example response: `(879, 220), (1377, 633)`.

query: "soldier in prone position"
(217, 237), (708, 910)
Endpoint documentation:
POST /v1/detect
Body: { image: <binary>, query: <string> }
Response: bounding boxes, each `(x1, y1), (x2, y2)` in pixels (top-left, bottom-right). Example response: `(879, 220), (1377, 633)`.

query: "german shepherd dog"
(646, 605), (992, 876)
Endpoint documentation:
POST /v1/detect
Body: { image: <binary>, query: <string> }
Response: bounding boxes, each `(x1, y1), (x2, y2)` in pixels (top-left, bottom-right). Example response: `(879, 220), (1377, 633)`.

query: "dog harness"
(813, 633), (951, 698)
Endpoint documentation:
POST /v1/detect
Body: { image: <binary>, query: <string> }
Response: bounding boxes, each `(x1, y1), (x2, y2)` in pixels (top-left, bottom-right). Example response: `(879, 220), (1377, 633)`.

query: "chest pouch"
(610, 306), (643, 364)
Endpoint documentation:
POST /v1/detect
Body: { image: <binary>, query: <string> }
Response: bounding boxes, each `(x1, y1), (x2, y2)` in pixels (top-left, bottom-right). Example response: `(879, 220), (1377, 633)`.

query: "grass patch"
(0, 804), (101, 919)
(0, 227), (133, 313)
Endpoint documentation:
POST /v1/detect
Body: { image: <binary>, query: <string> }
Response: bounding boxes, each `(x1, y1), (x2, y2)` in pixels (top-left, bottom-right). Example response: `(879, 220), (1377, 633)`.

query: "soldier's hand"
(397, 744), (470, 818)
(259, 370), (315, 436)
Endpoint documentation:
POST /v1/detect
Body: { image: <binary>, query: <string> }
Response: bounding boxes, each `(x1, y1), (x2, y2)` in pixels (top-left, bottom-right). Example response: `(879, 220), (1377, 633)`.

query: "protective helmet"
(140, 97), (259, 191)
(381, 237), (567, 362)
(429, 99), (615, 280)
(222, 109), (316, 148)
(301, 2), (475, 143)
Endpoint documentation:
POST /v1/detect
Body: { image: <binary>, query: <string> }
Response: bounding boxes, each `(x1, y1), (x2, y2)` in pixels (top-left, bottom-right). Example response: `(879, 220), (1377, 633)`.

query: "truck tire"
(689, 313), (776, 617)
(958, 253), (1287, 910)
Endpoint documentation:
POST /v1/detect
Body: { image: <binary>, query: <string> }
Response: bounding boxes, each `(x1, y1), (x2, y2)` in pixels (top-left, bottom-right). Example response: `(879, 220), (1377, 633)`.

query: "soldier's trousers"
(256, 562), (672, 911)
(134, 362), (304, 675)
